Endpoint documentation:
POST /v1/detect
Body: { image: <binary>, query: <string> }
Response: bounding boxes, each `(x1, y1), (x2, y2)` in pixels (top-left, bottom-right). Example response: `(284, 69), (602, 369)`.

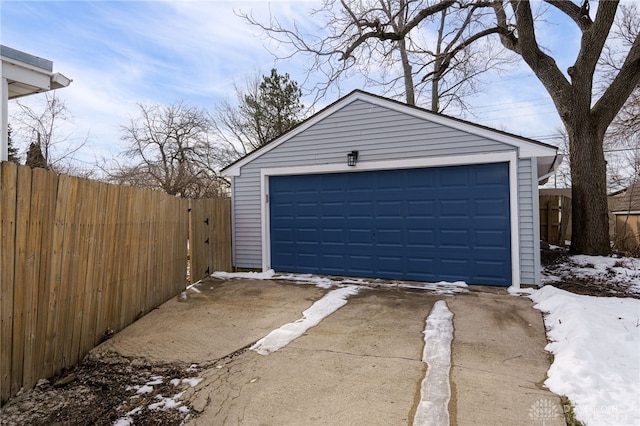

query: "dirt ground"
(0, 354), (194, 426)
(0, 351), (201, 425)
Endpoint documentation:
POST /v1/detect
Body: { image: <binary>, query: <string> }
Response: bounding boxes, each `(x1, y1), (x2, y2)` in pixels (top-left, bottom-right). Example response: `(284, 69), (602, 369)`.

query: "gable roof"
(222, 89), (558, 177)
(611, 181), (640, 212)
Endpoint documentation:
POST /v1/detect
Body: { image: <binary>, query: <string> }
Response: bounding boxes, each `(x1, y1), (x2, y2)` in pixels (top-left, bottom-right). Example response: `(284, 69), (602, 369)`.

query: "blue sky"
(1, 0), (585, 169)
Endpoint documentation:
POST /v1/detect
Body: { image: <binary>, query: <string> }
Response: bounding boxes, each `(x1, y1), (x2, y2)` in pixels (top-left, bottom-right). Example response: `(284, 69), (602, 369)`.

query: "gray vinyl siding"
(231, 99), (531, 282)
(517, 158), (538, 285)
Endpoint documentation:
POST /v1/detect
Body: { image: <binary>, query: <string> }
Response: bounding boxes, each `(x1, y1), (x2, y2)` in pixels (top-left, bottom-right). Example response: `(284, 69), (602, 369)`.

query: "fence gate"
(188, 198), (232, 283)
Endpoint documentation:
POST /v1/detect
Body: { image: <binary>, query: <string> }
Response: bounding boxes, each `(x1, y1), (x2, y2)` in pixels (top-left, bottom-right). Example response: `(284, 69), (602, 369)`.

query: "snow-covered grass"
(543, 252), (640, 294)
(529, 253), (640, 426)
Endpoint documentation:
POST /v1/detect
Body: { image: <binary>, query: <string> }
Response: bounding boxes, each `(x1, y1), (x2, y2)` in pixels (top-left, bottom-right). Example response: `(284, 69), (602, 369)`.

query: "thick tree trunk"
(567, 119), (611, 255)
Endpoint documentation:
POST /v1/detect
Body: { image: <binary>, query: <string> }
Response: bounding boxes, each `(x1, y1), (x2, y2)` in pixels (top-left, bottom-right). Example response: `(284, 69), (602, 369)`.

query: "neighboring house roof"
(539, 188), (572, 198)
(221, 90), (559, 179)
(611, 181), (640, 213)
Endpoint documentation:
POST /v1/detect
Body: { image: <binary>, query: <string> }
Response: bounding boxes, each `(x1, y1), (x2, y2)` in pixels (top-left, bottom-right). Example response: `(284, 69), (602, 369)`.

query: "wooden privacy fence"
(0, 162), (231, 405)
(539, 194), (572, 245)
(613, 213), (640, 253)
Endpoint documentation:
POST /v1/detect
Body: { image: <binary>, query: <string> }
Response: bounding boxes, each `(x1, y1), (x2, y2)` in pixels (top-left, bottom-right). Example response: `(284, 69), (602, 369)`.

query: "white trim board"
(259, 151), (521, 288)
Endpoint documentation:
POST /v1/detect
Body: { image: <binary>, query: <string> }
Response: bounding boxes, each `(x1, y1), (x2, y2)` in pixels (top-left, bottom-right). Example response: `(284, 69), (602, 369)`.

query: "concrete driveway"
(96, 278), (565, 425)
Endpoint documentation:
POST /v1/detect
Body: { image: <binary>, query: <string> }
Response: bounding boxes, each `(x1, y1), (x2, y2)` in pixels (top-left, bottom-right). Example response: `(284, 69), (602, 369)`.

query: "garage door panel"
(269, 163), (512, 286)
(439, 167), (470, 186)
(321, 202), (345, 216)
(475, 198), (508, 217)
(475, 230), (509, 249)
(475, 164), (508, 185)
(407, 200), (435, 217)
(321, 228), (344, 243)
(348, 255), (374, 272)
(440, 199), (470, 217)
(377, 200), (403, 217)
(347, 201), (373, 216)
(407, 229), (435, 247)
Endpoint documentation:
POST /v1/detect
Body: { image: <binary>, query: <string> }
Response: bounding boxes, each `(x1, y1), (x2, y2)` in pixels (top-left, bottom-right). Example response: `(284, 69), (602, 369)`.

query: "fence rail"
(1, 162), (230, 404)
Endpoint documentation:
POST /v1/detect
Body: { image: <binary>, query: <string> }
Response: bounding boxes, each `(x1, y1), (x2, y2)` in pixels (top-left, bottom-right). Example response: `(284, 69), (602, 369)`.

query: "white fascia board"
(612, 211), (640, 215)
(222, 91), (556, 177)
(259, 151), (521, 288)
(2, 60), (52, 90)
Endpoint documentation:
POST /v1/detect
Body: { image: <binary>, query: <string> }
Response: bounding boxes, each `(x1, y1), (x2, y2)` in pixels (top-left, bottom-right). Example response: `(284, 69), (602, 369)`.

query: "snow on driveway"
(413, 300), (454, 426)
(530, 285), (640, 426)
(251, 285), (361, 355)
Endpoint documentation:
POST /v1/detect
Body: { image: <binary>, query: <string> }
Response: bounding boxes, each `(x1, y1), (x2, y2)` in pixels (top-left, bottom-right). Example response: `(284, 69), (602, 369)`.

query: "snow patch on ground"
(251, 285), (361, 355)
(414, 300), (454, 426)
(530, 285), (640, 426)
(113, 369), (203, 425)
(212, 269), (277, 280)
(212, 270), (468, 294)
(542, 253), (640, 294)
(507, 286), (535, 296)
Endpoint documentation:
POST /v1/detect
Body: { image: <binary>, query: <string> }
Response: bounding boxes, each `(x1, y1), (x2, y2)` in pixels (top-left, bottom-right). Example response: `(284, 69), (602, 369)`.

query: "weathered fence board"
(1, 162), (228, 404)
(0, 163), (17, 402)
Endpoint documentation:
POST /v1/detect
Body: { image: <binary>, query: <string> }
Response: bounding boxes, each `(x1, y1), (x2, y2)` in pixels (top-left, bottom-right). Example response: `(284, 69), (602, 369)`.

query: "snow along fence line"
(0, 162), (232, 406)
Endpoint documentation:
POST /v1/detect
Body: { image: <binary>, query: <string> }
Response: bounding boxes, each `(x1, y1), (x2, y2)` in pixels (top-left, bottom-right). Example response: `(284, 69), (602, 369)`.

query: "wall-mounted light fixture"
(347, 150), (359, 166)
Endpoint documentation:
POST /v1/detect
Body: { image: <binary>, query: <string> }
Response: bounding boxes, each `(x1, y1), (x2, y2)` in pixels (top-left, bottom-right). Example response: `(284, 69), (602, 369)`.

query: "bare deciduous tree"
(113, 102), (228, 198)
(242, 0), (512, 112)
(11, 91), (88, 173)
(492, 0), (640, 255)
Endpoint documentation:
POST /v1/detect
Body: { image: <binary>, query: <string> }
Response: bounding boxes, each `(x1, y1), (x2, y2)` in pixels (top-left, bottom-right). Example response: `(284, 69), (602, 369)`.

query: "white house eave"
(537, 153), (563, 183)
(1, 46), (72, 162)
(221, 91), (557, 178)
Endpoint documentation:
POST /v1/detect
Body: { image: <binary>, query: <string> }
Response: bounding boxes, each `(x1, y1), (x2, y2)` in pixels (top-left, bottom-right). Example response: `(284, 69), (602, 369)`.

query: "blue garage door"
(269, 163), (512, 286)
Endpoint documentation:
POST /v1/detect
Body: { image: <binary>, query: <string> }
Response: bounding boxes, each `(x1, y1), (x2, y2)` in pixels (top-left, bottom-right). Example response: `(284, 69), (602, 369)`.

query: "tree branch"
(545, 0), (592, 29)
(502, 0), (572, 112)
(341, 0), (456, 60)
(574, 0), (619, 79)
(592, 33), (640, 132)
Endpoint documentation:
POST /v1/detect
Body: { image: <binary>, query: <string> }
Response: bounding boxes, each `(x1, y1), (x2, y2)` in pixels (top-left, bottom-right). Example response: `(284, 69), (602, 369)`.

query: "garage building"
(221, 91), (559, 288)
